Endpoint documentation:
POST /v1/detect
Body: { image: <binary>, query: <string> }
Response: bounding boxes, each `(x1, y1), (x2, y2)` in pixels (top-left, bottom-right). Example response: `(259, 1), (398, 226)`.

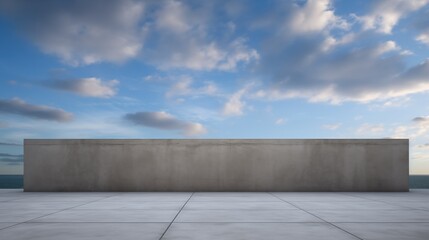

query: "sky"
(0, 0), (429, 175)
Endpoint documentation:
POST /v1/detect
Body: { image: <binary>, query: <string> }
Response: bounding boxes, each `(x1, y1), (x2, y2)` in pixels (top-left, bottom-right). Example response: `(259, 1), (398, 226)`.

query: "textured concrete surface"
(0, 190), (429, 240)
(24, 139), (409, 191)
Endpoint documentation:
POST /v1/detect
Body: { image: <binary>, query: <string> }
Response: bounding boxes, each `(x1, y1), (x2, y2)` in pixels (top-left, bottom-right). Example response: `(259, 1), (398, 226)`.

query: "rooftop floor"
(0, 190), (429, 240)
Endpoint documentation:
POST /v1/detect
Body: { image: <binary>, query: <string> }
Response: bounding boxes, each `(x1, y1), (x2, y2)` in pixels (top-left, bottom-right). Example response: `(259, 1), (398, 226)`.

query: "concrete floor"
(0, 190), (429, 239)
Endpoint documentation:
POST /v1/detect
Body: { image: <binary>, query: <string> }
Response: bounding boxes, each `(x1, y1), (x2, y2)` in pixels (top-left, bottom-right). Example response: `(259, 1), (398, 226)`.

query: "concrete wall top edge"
(24, 139), (408, 145)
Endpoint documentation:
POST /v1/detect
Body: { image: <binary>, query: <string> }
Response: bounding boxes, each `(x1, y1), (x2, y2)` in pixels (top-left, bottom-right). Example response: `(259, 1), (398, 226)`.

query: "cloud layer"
(0, 153), (23, 166)
(0, 0), (259, 70)
(2, 0), (429, 105)
(0, 98), (73, 122)
(358, 0), (428, 34)
(1, 0), (143, 65)
(166, 76), (217, 98)
(46, 78), (119, 98)
(251, 0), (429, 104)
(124, 111), (207, 136)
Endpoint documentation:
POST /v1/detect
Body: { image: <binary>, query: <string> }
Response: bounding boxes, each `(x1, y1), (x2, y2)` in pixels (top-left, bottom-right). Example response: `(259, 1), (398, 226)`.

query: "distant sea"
(1, 175), (429, 189)
(0, 175), (24, 188)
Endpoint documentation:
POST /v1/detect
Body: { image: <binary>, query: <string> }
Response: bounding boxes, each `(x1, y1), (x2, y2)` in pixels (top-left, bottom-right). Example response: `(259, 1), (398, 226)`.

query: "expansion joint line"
(0, 192), (121, 232)
(267, 192), (364, 240)
(159, 192), (194, 240)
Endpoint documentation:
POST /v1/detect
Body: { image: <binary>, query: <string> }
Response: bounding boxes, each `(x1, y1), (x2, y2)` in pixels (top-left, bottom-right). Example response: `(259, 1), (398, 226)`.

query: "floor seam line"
(339, 192), (419, 210)
(159, 192), (194, 240)
(268, 192), (364, 240)
(0, 193), (118, 232)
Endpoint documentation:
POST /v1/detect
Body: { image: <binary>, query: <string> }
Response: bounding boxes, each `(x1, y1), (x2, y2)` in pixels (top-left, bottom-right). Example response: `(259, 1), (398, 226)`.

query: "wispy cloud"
(0, 153), (23, 166)
(222, 87), (247, 117)
(392, 116), (429, 138)
(0, 98), (73, 122)
(356, 0), (429, 34)
(124, 111), (207, 136)
(145, 0), (259, 71)
(0, 142), (22, 146)
(0, 153), (22, 157)
(275, 118), (286, 125)
(45, 78), (119, 98)
(0, 158), (22, 165)
(166, 76), (217, 98)
(323, 123), (342, 130)
(356, 123), (385, 135)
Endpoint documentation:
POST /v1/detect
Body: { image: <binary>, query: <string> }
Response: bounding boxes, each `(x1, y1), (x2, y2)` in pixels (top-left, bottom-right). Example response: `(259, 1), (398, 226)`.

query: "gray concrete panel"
(24, 139), (409, 191)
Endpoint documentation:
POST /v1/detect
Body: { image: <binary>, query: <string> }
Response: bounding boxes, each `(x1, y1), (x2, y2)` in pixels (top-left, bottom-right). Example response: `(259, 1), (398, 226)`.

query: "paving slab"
(12, 196), (109, 202)
(1, 190), (428, 239)
(32, 209), (179, 223)
(309, 209), (429, 222)
(189, 196), (281, 202)
(192, 192), (276, 197)
(175, 209), (323, 222)
(162, 223), (358, 240)
(272, 193), (367, 202)
(0, 196), (23, 202)
(335, 223), (429, 240)
(184, 201), (298, 210)
(389, 201), (429, 210)
(345, 191), (429, 202)
(0, 209), (59, 223)
(0, 223), (168, 240)
(291, 201), (407, 210)
(0, 202), (85, 210)
(75, 201), (184, 210)
(100, 193), (191, 202)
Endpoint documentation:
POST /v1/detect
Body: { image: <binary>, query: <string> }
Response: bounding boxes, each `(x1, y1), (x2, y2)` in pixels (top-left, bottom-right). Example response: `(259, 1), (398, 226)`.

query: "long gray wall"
(24, 139), (409, 192)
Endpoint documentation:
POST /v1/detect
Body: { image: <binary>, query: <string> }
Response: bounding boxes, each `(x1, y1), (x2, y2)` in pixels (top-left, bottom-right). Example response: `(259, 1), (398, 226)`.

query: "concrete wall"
(24, 139), (409, 192)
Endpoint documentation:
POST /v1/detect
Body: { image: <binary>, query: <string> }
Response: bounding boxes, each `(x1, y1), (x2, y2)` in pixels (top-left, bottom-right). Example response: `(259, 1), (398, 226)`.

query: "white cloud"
(255, 37), (429, 104)
(323, 123), (341, 130)
(417, 33), (429, 45)
(275, 118), (286, 125)
(124, 111), (207, 136)
(392, 116), (429, 139)
(217, 38), (260, 71)
(356, 123), (385, 135)
(46, 78), (119, 98)
(2, 0), (144, 65)
(357, 0), (429, 34)
(369, 96), (410, 109)
(146, 37), (258, 71)
(222, 87), (248, 116)
(155, 0), (191, 33)
(144, 1), (258, 71)
(288, 0), (348, 34)
(417, 143), (429, 148)
(374, 41), (400, 56)
(166, 76), (217, 98)
(2, 1), (259, 71)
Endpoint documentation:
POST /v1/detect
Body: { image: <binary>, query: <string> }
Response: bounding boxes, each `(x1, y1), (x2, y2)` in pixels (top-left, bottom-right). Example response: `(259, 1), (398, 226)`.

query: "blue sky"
(1, 0), (429, 174)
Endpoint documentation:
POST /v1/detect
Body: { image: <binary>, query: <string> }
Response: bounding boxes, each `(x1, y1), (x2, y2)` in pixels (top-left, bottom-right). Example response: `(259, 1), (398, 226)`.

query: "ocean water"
(1, 175), (428, 189)
(0, 175), (23, 188)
